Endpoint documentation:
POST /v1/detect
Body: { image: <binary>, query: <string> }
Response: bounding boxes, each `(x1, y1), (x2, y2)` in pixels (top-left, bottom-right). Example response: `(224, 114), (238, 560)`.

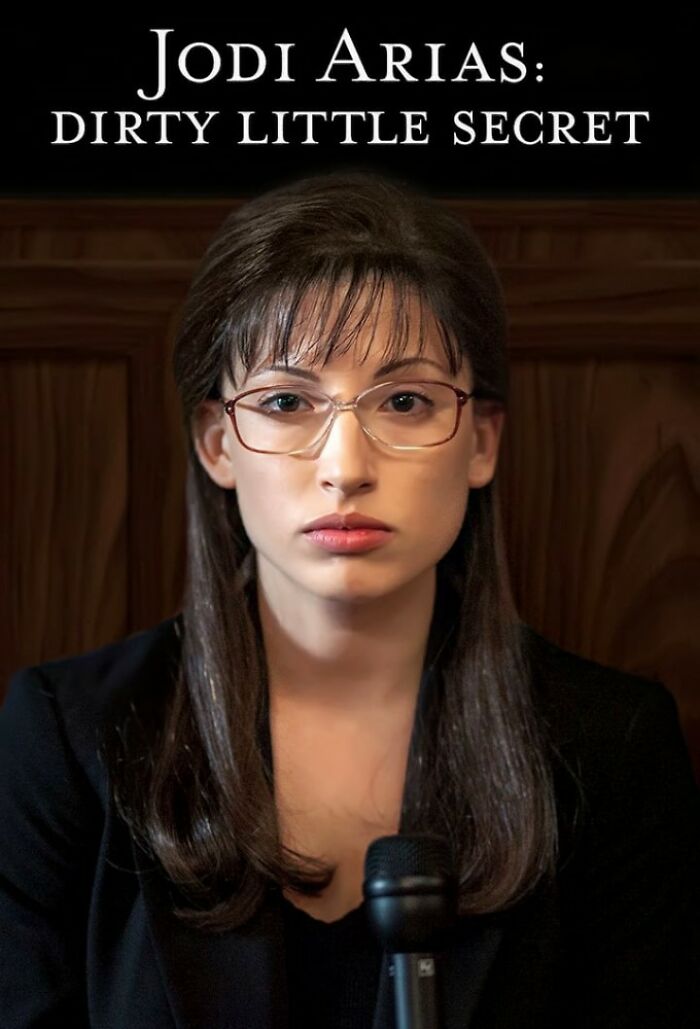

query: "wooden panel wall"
(1, 199), (698, 775)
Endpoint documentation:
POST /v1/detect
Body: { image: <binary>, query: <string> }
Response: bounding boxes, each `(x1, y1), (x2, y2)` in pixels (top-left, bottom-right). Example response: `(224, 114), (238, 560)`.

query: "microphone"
(364, 834), (458, 1029)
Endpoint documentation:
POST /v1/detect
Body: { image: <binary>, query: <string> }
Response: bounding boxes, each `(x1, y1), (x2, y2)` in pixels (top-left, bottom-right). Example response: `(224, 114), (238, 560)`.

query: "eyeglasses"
(219, 379), (475, 455)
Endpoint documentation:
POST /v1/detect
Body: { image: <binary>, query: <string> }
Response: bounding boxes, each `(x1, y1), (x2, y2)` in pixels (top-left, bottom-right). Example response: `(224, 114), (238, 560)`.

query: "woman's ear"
(191, 399), (237, 489)
(467, 404), (505, 488)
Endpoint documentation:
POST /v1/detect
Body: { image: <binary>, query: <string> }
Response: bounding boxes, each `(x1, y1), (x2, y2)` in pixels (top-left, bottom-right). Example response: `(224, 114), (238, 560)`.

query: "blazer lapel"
(133, 836), (289, 1029)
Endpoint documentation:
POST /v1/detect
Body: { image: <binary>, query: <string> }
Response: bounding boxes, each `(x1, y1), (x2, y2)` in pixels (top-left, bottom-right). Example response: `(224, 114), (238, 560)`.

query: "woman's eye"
(258, 392), (312, 414)
(385, 391), (433, 414)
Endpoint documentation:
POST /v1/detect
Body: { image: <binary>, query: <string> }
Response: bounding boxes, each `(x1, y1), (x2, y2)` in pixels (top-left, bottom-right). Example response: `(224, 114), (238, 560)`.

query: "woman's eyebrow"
(252, 357), (449, 380)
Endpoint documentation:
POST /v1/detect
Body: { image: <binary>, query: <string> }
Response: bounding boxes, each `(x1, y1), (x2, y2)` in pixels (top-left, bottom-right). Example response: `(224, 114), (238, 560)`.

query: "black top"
(282, 895), (383, 1029)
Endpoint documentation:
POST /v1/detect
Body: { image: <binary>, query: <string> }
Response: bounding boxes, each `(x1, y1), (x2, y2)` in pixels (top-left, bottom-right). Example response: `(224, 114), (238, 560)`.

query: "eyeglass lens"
(233, 381), (458, 452)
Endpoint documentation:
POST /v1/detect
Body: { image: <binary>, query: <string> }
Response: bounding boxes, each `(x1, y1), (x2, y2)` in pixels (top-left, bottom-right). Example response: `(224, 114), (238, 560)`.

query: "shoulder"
(2, 614), (183, 800)
(522, 624), (676, 756)
(521, 625), (700, 845)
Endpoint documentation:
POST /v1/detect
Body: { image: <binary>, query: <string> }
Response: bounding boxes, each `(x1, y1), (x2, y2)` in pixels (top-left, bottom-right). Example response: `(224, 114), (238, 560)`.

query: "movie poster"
(1, 20), (699, 1027)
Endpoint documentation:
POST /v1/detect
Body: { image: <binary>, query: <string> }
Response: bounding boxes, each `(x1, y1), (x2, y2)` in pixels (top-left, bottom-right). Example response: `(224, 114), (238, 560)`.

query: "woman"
(1, 171), (699, 1028)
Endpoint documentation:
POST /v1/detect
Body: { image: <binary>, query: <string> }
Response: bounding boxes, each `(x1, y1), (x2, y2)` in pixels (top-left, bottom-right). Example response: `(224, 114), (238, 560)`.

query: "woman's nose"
(312, 406), (376, 490)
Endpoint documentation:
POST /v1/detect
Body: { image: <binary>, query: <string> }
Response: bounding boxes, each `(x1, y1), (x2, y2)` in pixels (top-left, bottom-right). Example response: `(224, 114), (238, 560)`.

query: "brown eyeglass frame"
(218, 379), (476, 455)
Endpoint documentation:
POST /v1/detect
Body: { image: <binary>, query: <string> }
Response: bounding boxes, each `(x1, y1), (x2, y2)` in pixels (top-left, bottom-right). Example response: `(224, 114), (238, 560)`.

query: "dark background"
(3, 20), (697, 197)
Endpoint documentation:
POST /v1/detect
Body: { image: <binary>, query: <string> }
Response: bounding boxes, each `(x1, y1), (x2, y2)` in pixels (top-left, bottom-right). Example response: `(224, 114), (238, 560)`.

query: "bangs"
(220, 265), (464, 390)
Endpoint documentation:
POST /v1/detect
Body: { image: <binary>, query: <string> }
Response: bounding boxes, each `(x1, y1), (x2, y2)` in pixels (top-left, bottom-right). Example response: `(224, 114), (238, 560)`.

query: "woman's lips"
(302, 513), (391, 532)
(303, 528), (393, 553)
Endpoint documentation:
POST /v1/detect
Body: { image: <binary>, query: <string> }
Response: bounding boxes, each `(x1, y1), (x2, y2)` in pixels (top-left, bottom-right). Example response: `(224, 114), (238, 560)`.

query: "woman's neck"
(255, 560), (436, 712)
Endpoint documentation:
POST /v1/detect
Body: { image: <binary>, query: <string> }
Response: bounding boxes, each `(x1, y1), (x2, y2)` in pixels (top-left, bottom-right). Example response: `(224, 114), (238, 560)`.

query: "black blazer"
(1, 614), (699, 1029)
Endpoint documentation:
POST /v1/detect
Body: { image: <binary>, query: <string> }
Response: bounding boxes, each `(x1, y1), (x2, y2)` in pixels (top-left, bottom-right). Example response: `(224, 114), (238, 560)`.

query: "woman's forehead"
(230, 331), (454, 392)
(255, 327), (447, 369)
(231, 282), (457, 382)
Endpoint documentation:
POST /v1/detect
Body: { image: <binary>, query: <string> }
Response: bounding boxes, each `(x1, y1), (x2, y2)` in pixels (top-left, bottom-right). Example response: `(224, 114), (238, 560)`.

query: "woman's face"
(193, 289), (504, 607)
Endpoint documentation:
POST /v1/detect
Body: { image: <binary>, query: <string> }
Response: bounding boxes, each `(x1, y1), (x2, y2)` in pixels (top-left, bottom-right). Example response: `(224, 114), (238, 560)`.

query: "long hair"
(102, 170), (560, 931)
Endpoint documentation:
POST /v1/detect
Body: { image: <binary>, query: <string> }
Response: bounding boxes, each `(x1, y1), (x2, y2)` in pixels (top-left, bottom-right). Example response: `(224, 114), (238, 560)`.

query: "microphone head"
(363, 834), (458, 952)
(365, 834), (453, 884)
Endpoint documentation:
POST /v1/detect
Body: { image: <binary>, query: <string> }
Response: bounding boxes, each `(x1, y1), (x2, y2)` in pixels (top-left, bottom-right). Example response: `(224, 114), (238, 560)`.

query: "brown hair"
(102, 170), (559, 931)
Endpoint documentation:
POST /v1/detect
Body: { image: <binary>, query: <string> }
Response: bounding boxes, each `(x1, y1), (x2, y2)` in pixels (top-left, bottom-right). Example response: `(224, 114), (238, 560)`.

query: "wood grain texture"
(0, 358), (128, 682)
(0, 198), (697, 776)
(499, 360), (699, 763)
(0, 261), (189, 676)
